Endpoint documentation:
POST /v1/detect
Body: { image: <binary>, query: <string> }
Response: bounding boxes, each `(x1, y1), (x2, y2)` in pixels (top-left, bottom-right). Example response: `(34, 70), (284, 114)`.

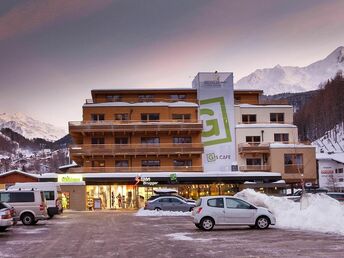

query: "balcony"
(66, 166), (203, 173)
(238, 142), (270, 154)
(69, 120), (203, 134)
(284, 165), (304, 174)
(239, 165), (271, 172)
(70, 143), (204, 156)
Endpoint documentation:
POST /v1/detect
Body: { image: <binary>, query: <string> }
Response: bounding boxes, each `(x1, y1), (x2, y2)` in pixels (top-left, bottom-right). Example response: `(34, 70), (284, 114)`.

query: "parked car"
(0, 201), (17, 225)
(148, 189), (195, 204)
(145, 196), (195, 212)
(9, 182), (63, 218)
(0, 207), (13, 232)
(192, 196), (276, 231)
(0, 190), (49, 225)
(326, 192), (344, 202)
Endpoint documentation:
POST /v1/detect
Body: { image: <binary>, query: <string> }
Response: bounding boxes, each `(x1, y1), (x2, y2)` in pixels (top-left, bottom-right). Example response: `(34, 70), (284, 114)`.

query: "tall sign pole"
(193, 72), (236, 173)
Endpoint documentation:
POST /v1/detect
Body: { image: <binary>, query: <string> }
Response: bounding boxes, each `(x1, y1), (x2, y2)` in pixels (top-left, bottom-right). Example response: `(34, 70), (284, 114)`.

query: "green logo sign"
(200, 97), (232, 146)
(207, 153), (217, 162)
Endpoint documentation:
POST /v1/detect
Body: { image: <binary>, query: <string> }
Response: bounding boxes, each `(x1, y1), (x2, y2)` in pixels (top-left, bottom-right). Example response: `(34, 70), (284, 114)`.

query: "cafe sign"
(58, 174), (83, 183)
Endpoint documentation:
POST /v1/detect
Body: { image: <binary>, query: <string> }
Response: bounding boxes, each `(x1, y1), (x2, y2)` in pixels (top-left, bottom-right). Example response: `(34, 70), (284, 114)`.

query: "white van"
(9, 182), (63, 218)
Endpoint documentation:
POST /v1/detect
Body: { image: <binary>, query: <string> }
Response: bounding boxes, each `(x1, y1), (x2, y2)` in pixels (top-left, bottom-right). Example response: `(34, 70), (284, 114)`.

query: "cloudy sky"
(0, 0), (343, 130)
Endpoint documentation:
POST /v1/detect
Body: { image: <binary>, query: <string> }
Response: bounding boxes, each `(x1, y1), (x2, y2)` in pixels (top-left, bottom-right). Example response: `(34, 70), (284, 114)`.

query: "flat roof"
(83, 101), (199, 108)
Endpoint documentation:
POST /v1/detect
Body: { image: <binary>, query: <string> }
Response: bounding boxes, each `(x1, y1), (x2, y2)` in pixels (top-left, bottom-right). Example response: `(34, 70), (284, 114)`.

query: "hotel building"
(55, 72), (316, 210)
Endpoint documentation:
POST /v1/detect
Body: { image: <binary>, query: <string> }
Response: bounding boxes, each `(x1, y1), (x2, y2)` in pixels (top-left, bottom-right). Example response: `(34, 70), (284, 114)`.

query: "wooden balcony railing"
(284, 165), (304, 174)
(238, 142), (270, 154)
(239, 165), (271, 172)
(67, 166), (203, 173)
(69, 120), (203, 133)
(70, 143), (204, 156)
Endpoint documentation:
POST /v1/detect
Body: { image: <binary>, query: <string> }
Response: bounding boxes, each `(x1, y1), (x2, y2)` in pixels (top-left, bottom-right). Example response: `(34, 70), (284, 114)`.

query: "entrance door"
(225, 198), (255, 224)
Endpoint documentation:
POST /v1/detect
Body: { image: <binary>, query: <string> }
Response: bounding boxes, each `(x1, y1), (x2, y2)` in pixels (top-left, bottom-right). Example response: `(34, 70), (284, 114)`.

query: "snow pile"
(235, 189), (344, 235)
(135, 208), (191, 217)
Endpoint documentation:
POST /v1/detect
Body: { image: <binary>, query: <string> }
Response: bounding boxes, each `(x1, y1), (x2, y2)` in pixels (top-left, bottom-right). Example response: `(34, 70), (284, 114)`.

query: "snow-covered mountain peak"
(235, 46), (344, 95)
(0, 112), (66, 141)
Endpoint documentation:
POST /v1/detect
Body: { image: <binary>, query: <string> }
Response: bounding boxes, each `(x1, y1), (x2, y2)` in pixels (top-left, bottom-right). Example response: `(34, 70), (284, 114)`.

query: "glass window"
(91, 137), (104, 144)
(142, 160), (160, 167)
(141, 137), (159, 144)
(106, 95), (122, 102)
(173, 160), (192, 167)
(245, 136), (260, 143)
(159, 198), (170, 203)
(44, 191), (55, 201)
(115, 137), (129, 144)
(115, 160), (129, 167)
(0, 193), (10, 202)
(170, 94), (186, 100)
(114, 113), (129, 121)
(173, 137), (192, 144)
(172, 114), (191, 120)
(274, 133), (289, 142)
(138, 95), (154, 102)
(242, 114), (256, 124)
(284, 154), (303, 173)
(10, 192), (35, 202)
(141, 113), (160, 121)
(226, 198), (251, 209)
(170, 198), (183, 204)
(246, 158), (261, 166)
(91, 114), (105, 121)
(92, 160), (105, 167)
(207, 198), (224, 208)
(270, 113), (284, 123)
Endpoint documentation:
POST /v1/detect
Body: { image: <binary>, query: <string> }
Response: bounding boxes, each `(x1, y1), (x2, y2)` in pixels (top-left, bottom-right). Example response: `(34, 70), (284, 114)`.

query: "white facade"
(317, 153), (344, 190)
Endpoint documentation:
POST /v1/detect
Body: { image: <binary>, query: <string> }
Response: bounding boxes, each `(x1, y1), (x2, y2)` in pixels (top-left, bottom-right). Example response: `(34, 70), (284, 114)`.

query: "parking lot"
(1, 211), (344, 258)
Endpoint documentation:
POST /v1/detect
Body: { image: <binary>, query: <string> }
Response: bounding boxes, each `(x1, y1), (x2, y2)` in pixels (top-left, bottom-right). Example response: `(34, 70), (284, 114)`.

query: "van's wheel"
(48, 213), (54, 219)
(21, 213), (35, 225)
(255, 216), (270, 229)
(200, 217), (215, 231)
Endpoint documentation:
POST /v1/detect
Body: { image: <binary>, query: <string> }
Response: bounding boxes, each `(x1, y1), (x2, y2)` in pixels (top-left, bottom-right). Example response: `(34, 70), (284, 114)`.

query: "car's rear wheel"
(200, 217), (215, 231)
(154, 207), (161, 211)
(255, 216), (270, 229)
(21, 213), (35, 225)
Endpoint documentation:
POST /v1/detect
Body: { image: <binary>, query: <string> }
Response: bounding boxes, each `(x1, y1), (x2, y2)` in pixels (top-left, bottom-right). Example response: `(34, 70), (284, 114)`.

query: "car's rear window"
(195, 199), (202, 207)
(207, 198), (224, 208)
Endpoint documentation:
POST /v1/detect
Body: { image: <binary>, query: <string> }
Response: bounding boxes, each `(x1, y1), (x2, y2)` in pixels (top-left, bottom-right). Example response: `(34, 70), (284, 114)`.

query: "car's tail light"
(39, 204), (44, 211)
(1, 211), (11, 219)
(196, 207), (202, 214)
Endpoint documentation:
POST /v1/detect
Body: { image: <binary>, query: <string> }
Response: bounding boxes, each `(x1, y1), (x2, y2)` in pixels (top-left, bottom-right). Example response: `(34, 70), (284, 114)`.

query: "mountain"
(235, 46), (344, 95)
(0, 112), (66, 141)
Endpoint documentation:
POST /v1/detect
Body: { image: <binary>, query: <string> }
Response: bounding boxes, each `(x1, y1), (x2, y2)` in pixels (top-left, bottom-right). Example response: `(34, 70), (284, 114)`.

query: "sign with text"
(193, 72), (236, 172)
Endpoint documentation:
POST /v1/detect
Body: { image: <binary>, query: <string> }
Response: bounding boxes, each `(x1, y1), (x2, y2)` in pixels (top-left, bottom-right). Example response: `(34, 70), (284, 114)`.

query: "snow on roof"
(316, 152), (344, 164)
(59, 162), (78, 170)
(236, 124), (297, 129)
(83, 101), (198, 108)
(237, 104), (292, 108)
(270, 143), (315, 149)
(0, 170), (40, 178)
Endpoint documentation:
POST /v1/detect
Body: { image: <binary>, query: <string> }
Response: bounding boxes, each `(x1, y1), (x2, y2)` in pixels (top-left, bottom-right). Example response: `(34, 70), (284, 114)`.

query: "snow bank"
(135, 208), (191, 217)
(235, 189), (344, 235)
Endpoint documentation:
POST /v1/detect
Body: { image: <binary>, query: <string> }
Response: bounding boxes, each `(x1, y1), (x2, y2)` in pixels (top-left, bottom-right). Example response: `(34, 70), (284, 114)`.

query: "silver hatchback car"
(145, 196), (195, 212)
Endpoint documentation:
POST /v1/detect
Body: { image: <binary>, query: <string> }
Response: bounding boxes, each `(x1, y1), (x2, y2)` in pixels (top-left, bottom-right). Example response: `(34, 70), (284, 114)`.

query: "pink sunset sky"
(0, 0), (343, 130)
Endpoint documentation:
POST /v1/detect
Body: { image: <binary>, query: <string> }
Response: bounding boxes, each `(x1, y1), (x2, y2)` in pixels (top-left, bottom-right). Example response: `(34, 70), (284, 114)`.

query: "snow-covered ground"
(236, 189), (344, 235)
(135, 208), (191, 217)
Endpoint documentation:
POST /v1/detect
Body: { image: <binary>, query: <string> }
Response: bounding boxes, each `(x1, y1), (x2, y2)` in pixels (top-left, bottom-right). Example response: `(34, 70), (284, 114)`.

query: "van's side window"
(0, 193), (10, 202)
(44, 191), (55, 201)
(11, 192), (35, 202)
(207, 198), (224, 208)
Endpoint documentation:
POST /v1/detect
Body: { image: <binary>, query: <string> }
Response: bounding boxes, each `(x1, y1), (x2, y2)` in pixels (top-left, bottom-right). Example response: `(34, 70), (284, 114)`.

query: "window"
(115, 160), (129, 167)
(284, 154), (303, 173)
(106, 95), (122, 102)
(170, 94), (186, 100)
(44, 191), (55, 201)
(141, 113), (160, 121)
(226, 198), (251, 209)
(172, 114), (191, 120)
(274, 133), (289, 142)
(339, 178), (344, 182)
(173, 137), (192, 144)
(270, 113), (284, 123)
(91, 137), (104, 144)
(115, 137), (129, 144)
(114, 113), (129, 121)
(173, 160), (192, 167)
(0, 192), (35, 203)
(207, 198), (224, 208)
(246, 158), (261, 166)
(242, 114), (256, 124)
(142, 160), (160, 167)
(170, 198), (183, 204)
(335, 168), (343, 174)
(245, 136), (260, 143)
(92, 160), (105, 167)
(138, 94), (154, 102)
(159, 198), (170, 203)
(141, 137), (159, 144)
(91, 114), (105, 121)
